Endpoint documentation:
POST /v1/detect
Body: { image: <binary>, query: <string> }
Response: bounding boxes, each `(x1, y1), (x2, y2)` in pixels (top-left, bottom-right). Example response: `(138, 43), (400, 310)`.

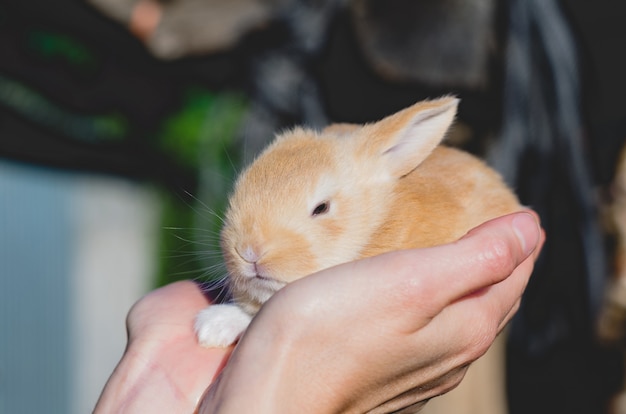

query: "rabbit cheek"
(309, 217), (351, 263)
(263, 229), (319, 283)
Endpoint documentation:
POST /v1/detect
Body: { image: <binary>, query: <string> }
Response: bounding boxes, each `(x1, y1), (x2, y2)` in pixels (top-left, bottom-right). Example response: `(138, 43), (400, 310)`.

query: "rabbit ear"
(360, 96), (459, 178)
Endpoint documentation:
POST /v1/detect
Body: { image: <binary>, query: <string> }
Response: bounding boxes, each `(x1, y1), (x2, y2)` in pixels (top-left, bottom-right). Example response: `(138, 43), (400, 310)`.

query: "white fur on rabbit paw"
(195, 304), (252, 347)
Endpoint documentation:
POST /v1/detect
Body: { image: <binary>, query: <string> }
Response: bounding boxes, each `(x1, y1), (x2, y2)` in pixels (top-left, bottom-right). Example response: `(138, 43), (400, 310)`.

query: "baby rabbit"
(195, 96), (520, 348)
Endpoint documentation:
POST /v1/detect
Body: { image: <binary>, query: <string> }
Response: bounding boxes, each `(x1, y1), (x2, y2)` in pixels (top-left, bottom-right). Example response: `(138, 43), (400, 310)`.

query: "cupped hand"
(199, 211), (544, 413)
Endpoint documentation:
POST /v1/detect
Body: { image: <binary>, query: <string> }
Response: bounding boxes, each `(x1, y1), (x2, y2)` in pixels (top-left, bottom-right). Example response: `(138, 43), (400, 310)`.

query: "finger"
(127, 280), (212, 343)
(362, 211), (542, 320)
(425, 226), (544, 361)
(439, 211), (541, 302)
(475, 215), (545, 333)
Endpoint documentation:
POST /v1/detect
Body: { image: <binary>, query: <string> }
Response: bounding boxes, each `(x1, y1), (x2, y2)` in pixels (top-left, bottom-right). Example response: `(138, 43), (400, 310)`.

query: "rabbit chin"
(232, 274), (287, 311)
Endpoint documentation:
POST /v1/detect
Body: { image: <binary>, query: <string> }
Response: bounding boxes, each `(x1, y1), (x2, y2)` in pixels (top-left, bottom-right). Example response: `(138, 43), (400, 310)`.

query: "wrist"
(199, 307), (343, 414)
(94, 343), (160, 413)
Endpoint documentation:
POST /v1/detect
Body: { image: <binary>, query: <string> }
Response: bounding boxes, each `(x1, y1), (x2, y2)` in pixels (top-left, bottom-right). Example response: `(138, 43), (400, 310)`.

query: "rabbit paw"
(195, 304), (252, 347)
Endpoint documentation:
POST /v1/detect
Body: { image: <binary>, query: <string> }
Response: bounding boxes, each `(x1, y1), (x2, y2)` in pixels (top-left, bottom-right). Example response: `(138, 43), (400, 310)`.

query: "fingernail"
(512, 212), (539, 256)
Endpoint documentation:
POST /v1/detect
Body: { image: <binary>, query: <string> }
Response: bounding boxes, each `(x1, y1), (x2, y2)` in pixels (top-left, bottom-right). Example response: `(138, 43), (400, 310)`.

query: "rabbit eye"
(312, 201), (330, 216)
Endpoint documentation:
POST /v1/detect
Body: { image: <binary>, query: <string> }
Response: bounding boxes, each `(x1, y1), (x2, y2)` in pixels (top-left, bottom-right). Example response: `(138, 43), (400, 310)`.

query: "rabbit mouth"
(241, 271), (285, 288)
(254, 275), (285, 289)
(254, 273), (274, 281)
(231, 262), (287, 295)
(239, 267), (278, 282)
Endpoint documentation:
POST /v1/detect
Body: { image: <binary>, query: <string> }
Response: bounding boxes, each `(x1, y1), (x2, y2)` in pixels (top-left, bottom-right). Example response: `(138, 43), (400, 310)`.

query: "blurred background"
(1, 0), (626, 413)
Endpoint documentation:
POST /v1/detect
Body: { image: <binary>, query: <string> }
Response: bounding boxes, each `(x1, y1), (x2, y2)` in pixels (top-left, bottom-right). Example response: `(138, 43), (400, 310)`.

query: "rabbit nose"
(236, 245), (270, 278)
(240, 245), (260, 264)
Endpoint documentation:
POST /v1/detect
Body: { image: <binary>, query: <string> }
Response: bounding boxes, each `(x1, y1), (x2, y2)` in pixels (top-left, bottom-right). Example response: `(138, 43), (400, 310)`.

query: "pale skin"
(95, 211), (544, 414)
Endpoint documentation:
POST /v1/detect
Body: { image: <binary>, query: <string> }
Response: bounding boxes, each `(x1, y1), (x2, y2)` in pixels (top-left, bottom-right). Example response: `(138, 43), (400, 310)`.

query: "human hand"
(200, 211), (543, 413)
(93, 280), (231, 413)
(95, 211), (543, 414)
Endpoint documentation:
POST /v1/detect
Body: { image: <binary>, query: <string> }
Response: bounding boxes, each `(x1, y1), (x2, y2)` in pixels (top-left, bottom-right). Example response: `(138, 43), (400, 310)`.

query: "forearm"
(198, 324), (316, 413)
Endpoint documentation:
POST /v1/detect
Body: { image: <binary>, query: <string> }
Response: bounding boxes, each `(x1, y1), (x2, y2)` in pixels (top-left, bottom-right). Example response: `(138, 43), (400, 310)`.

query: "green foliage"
(158, 89), (246, 170)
